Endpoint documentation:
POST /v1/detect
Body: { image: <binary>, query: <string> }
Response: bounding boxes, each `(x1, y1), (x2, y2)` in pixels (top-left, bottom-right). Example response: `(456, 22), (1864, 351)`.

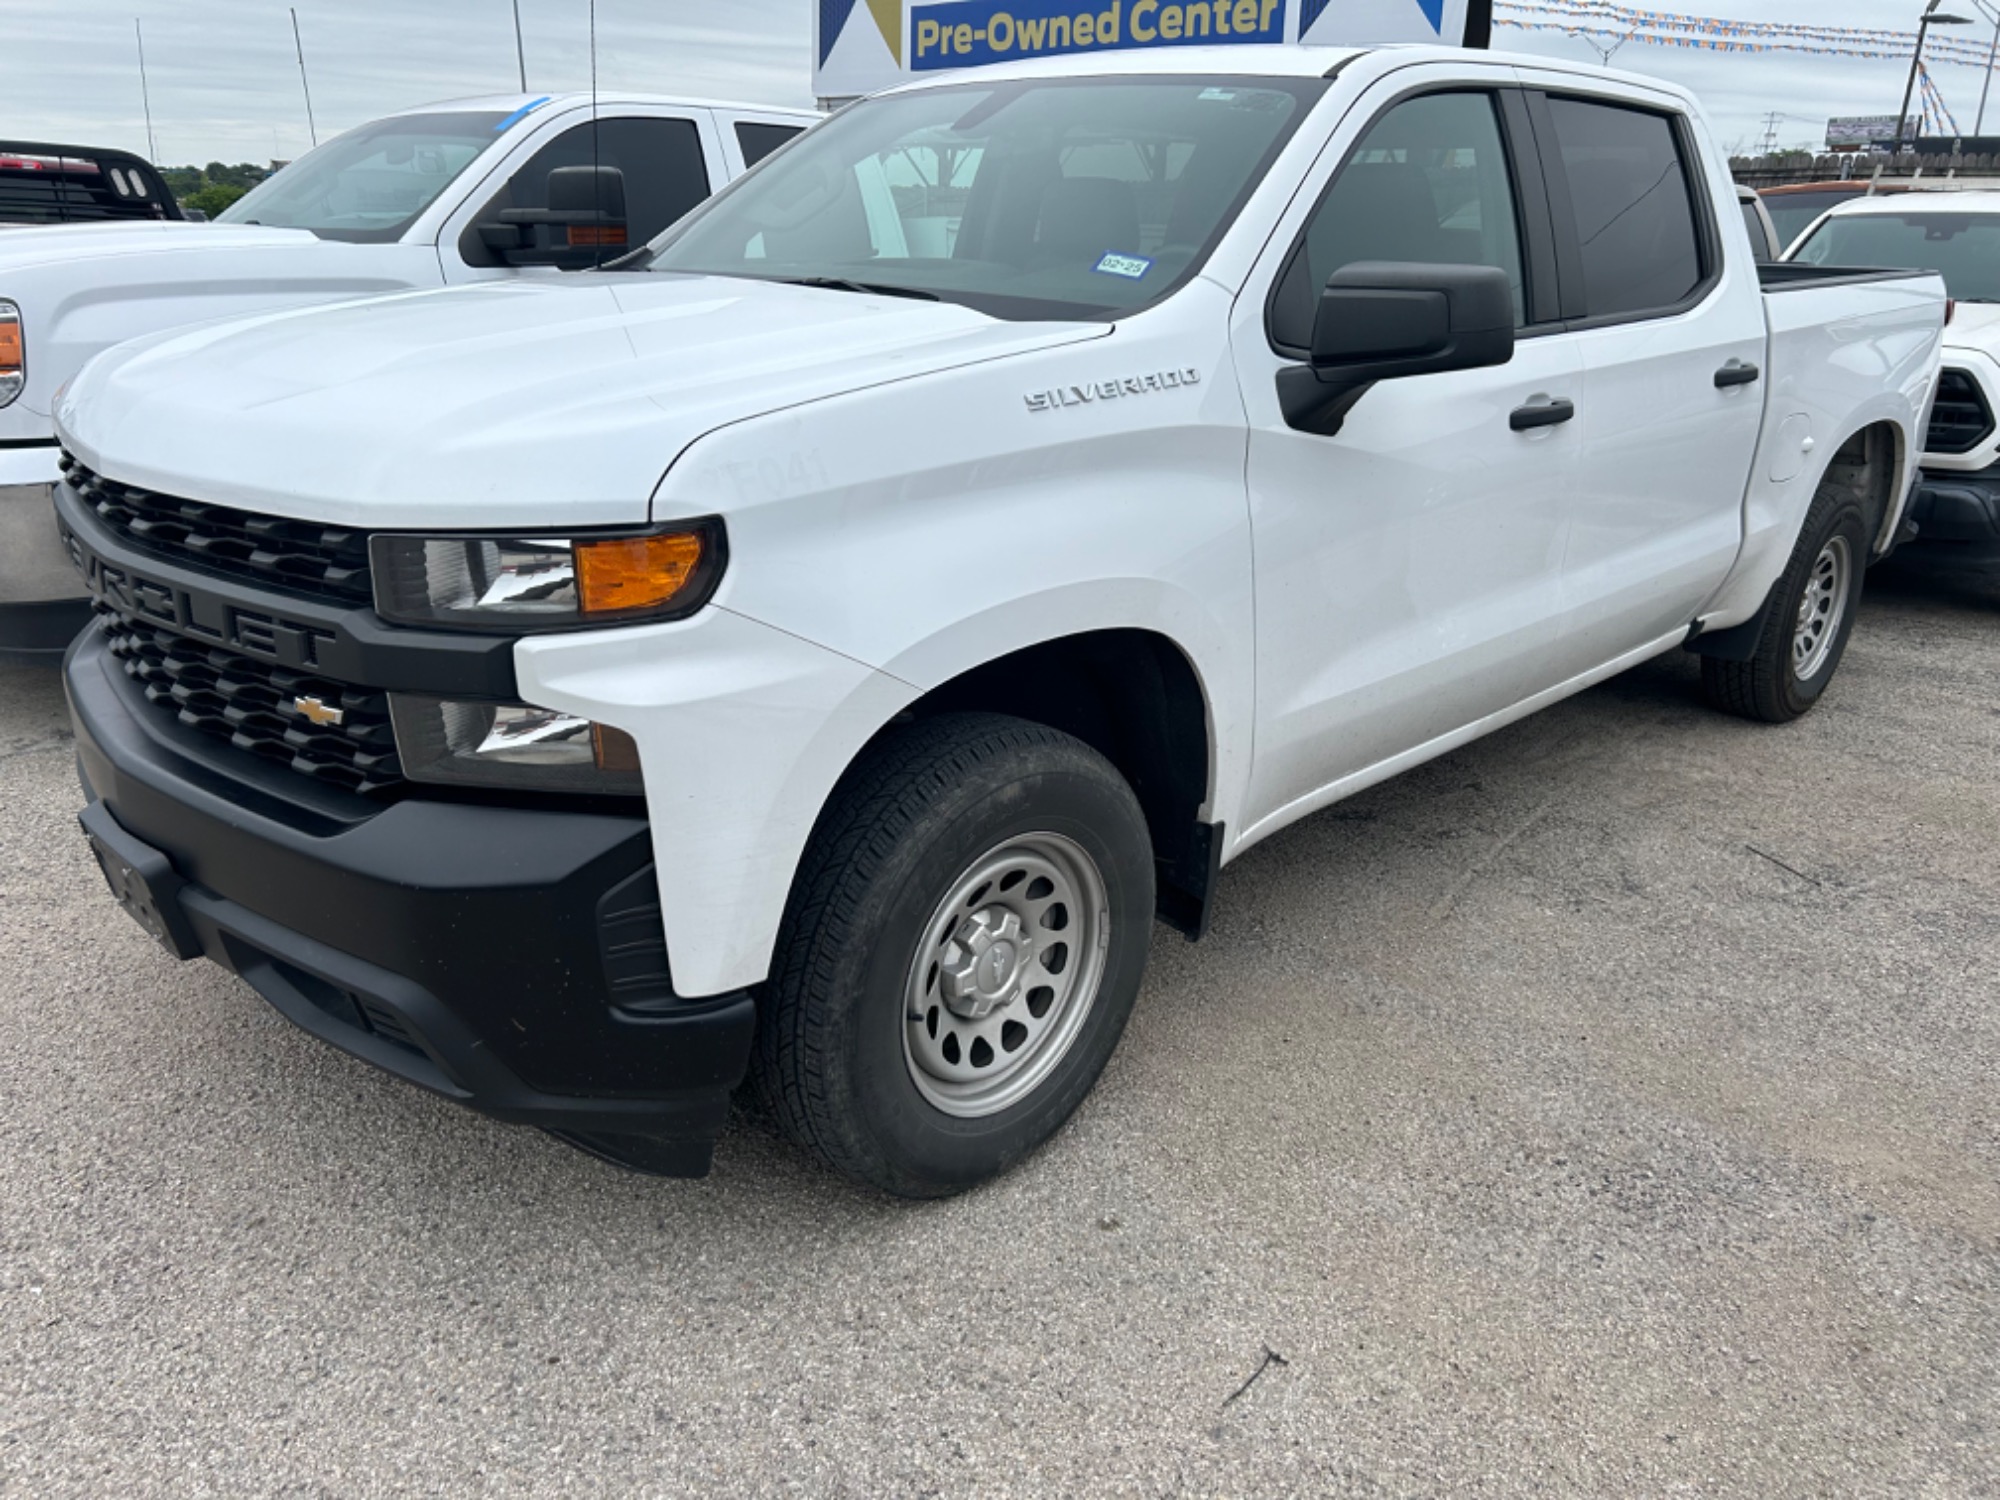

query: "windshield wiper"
(778, 276), (940, 301)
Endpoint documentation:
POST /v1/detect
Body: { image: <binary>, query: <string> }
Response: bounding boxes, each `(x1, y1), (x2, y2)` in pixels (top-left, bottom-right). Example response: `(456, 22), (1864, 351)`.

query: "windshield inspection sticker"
(1094, 251), (1153, 280)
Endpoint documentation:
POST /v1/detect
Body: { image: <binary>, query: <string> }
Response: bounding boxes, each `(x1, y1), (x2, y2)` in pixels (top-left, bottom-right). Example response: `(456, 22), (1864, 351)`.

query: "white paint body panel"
(0, 93), (815, 442)
(1782, 192), (2000, 473)
(55, 50), (1945, 995)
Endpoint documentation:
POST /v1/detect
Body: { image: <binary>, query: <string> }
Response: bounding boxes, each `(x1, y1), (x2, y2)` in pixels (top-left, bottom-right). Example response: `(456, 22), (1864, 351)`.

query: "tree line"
(158, 162), (272, 217)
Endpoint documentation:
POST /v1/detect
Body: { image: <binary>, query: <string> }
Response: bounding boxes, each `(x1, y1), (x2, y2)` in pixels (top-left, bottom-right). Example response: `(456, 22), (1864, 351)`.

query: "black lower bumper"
(0, 597), (93, 657)
(1905, 468), (2000, 566)
(64, 627), (755, 1176)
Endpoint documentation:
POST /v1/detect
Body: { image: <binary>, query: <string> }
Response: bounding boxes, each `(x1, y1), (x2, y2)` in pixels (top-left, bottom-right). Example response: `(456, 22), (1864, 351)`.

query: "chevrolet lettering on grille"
(59, 515), (337, 670)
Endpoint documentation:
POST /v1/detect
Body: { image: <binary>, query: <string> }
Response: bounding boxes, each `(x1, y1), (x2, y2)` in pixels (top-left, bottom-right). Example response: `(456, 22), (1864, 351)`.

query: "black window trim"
(1262, 82), (1563, 362)
(1525, 87), (1723, 333)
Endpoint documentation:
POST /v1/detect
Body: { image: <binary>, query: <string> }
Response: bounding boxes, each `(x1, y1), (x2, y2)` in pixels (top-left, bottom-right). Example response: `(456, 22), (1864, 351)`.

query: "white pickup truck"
(0, 91), (814, 654)
(55, 46), (1942, 1195)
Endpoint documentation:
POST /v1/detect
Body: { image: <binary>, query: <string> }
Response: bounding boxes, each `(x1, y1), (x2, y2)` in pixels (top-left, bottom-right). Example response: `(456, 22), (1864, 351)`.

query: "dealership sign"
(815, 0), (1491, 99)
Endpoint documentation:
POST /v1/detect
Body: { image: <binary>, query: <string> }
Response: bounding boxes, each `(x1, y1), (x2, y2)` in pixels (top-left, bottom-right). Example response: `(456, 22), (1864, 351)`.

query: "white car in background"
(1787, 191), (2000, 568)
(0, 91), (814, 655)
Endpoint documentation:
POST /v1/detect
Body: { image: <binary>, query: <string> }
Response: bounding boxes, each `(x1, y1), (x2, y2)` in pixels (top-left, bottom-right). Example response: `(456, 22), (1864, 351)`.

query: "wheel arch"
(1692, 416), (1902, 663)
(825, 626), (1224, 938)
(1816, 417), (1909, 557)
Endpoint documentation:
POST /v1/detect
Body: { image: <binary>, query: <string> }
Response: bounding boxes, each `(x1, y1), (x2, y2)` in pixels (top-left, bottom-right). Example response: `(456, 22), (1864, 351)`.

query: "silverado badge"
(1023, 367), (1201, 413)
(292, 695), (345, 728)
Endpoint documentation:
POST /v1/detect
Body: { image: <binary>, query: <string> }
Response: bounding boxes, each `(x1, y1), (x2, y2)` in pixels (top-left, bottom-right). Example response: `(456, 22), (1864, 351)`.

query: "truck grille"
(1925, 369), (1994, 456)
(62, 454), (374, 606)
(97, 604), (405, 794)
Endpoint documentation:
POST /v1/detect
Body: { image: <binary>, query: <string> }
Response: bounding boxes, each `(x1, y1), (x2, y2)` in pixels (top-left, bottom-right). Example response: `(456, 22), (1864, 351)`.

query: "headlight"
(389, 694), (643, 795)
(370, 521), (726, 632)
(0, 301), (22, 408)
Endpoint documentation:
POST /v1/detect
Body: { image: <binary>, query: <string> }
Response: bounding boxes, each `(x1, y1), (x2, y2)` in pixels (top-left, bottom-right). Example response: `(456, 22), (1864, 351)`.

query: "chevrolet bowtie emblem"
(292, 695), (345, 728)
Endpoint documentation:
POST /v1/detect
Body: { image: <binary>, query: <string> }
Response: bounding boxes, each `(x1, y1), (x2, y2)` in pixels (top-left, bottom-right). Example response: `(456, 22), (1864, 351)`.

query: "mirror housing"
(1277, 262), (1516, 436)
(477, 164), (630, 269)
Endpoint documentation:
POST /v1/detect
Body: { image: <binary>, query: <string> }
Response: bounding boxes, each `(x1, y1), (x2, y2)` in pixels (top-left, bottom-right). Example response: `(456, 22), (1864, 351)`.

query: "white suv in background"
(1788, 191), (2000, 568)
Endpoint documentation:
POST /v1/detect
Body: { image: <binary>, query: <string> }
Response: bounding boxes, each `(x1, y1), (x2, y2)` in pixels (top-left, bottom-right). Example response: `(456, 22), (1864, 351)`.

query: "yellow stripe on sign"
(867, 0), (905, 63)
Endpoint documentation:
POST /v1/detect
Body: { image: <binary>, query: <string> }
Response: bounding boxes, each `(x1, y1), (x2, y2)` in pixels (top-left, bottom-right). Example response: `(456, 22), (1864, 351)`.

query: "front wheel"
(1703, 485), (1868, 723)
(753, 713), (1156, 1197)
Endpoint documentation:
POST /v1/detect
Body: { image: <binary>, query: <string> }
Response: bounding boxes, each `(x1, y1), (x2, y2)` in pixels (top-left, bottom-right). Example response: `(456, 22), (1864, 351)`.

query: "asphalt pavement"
(2, 561), (1995, 1497)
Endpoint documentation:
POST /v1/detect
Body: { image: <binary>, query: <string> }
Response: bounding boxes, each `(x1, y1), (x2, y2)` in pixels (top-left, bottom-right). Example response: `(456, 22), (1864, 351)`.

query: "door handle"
(1714, 360), (1761, 388)
(1509, 397), (1575, 431)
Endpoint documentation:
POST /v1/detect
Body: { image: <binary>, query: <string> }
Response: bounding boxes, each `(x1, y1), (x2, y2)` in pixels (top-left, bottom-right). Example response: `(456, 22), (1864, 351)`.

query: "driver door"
(1231, 80), (1585, 838)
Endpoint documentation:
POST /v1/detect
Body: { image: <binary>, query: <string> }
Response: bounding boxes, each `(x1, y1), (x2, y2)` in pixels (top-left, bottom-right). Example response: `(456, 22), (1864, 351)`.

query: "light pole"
(1898, 0), (1973, 153)
(1968, 0), (2000, 134)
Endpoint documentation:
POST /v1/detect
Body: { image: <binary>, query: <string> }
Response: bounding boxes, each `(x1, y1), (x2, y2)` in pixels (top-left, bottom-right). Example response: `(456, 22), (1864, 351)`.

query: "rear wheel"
(754, 713), (1155, 1197)
(1703, 485), (1868, 722)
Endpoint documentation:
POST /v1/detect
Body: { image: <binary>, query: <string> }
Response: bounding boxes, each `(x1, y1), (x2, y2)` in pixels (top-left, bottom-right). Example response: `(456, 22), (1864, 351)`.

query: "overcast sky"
(2, 0), (1992, 165)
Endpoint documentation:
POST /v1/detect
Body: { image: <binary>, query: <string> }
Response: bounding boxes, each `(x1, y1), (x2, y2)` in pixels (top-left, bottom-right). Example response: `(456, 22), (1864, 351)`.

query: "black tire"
(753, 712), (1155, 1197)
(1703, 484), (1869, 723)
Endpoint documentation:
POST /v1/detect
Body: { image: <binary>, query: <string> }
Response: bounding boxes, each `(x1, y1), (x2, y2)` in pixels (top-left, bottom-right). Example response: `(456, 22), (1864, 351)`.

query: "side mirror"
(1277, 262), (1516, 436)
(477, 164), (630, 269)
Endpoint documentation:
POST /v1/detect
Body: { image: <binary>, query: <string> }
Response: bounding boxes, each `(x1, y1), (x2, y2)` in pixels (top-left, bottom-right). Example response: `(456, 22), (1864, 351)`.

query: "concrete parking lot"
(2, 563), (1995, 1498)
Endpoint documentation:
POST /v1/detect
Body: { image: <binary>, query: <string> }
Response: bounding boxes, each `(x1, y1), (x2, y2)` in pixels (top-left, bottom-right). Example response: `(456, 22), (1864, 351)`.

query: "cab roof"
(379, 92), (819, 123)
(1821, 188), (2000, 217)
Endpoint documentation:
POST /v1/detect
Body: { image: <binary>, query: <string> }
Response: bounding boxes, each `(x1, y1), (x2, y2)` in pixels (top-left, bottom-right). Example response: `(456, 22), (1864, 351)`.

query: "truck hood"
(58, 274), (1106, 529)
(0, 220), (316, 273)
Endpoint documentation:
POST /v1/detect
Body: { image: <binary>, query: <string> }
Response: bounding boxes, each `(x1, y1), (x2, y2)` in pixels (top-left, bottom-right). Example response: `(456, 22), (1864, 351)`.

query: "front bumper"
(0, 442), (90, 655)
(65, 627), (756, 1176)
(1906, 466), (2000, 565)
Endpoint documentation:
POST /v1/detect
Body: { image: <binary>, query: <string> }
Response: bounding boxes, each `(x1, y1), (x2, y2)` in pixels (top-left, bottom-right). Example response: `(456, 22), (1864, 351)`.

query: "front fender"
(515, 607), (918, 998)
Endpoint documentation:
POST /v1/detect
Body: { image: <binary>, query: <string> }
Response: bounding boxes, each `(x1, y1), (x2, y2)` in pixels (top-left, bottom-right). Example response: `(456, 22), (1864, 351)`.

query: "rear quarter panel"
(1700, 276), (1943, 628)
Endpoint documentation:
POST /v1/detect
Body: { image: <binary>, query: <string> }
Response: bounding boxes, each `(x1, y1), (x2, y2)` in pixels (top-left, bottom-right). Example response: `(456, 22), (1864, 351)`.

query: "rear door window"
(736, 122), (804, 167)
(1542, 96), (1706, 319)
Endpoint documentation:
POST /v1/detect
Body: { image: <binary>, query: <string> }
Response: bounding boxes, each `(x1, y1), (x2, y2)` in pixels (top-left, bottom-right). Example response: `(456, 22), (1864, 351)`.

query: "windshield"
(1793, 210), (2000, 300)
(217, 110), (506, 242)
(642, 76), (1323, 319)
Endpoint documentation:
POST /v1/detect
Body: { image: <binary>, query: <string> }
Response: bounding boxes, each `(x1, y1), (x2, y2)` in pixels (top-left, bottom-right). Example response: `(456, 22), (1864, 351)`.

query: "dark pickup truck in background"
(0, 142), (183, 226)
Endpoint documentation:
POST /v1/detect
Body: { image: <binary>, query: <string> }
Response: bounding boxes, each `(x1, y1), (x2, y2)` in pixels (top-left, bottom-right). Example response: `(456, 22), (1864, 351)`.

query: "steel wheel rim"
(1792, 534), (1851, 681)
(902, 831), (1110, 1119)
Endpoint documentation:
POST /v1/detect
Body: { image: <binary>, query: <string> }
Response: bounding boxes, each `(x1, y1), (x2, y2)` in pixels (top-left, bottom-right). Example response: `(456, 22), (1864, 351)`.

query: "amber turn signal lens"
(574, 532), (705, 615)
(592, 722), (641, 773)
(0, 319), (21, 377)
